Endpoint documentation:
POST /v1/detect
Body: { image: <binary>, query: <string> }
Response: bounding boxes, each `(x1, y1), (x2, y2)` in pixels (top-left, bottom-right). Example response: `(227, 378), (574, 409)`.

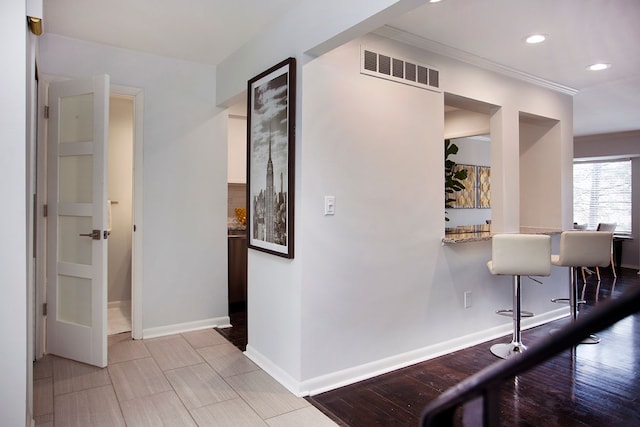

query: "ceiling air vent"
(361, 46), (441, 92)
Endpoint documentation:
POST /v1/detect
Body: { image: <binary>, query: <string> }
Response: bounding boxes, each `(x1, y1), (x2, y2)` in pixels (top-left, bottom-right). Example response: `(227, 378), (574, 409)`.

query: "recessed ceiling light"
(525, 34), (547, 44)
(429, 0), (443, 3)
(586, 63), (611, 71)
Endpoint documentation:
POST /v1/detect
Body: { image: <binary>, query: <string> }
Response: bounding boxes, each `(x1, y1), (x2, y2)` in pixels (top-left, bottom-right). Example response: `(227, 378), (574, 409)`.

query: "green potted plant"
(444, 139), (468, 222)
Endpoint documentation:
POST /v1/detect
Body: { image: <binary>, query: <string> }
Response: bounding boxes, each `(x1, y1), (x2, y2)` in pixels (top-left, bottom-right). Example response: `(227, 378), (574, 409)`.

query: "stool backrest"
(597, 222), (616, 233)
(489, 234), (551, 276)
(555, 231), (612, 267)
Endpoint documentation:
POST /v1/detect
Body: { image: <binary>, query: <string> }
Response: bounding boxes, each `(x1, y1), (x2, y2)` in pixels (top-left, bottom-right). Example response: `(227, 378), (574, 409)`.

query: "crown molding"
(373, 26), (579, 96)
(575, 129), (640, 142)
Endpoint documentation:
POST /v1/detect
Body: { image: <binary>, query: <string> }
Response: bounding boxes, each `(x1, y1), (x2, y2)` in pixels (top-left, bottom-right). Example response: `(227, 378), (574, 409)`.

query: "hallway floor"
(108, 301), (132, 336)
(33, 329), (336, 426)
(34, 269), (640, 426)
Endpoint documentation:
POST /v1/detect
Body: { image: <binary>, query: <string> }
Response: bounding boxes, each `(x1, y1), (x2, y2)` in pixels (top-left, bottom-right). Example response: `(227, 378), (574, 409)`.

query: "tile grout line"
(38, 328), (335, 426)
(162, 333), (206, 427)
(104, 356), (129, 427)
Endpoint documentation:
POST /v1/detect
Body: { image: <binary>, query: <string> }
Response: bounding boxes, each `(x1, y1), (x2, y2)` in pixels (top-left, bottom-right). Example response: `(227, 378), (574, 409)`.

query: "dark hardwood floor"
(216, 301), (247, 351)
(218, 268), (640, 426)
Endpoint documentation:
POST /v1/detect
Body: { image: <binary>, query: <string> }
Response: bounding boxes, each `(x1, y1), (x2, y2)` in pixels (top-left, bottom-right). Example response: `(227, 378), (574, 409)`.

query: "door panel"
(46, 75), (109, 367)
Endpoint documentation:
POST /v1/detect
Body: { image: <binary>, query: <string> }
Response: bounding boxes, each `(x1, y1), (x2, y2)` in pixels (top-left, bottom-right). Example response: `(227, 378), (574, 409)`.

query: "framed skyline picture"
(246, 57), (296, 258)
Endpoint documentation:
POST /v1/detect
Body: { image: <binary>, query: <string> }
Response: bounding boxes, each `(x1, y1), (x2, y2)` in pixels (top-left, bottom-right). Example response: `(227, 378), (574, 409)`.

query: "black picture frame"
(246, 57), (296, 258)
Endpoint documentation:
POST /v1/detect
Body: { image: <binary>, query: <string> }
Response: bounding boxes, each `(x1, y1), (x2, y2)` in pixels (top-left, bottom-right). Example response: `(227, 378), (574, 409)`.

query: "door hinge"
(43, 204), (48, 217)
(42, 303), (47, 316)
(44, 105), (49, 119)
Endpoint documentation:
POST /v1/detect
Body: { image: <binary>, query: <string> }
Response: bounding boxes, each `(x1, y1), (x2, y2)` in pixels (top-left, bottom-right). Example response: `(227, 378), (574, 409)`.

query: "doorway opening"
(223, 102), (248, 351)
(106, 84), (143, 341)
(107, 94), (134, 335)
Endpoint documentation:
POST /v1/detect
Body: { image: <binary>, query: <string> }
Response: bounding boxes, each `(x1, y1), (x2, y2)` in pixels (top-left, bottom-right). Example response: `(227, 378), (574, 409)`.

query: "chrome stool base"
(551, 297), (586, 305)
(581, 334), (600, 344)
(496, 309), (533, 318)
(549, 328), (600, 344)
(490, 342), (527, 359)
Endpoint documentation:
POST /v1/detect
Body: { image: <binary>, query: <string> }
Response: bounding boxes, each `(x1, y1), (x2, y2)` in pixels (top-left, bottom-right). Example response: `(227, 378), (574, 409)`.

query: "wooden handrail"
(420, 285), (640, 426)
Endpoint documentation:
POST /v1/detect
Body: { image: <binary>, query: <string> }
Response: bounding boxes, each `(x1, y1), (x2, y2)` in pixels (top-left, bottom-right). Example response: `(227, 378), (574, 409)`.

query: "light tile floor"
(108, 301), (132, 335)
(33, 330), (337, 426)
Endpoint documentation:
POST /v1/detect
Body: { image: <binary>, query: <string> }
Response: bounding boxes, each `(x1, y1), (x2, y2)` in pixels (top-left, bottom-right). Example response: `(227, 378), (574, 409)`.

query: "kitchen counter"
(443, 225), (562, 244)
(443, 224), (491, 243)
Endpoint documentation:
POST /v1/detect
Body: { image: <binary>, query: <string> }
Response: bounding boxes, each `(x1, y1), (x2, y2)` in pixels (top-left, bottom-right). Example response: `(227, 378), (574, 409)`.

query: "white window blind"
(573, 159), (632, 234)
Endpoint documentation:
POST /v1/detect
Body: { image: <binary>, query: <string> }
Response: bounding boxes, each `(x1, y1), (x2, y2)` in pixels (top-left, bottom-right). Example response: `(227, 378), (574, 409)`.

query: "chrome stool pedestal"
(490, 275), (528, 359)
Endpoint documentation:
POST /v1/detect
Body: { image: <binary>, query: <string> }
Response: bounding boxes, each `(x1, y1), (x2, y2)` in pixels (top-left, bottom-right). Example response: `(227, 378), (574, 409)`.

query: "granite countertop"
(443, 224), (490, 243)
(443, 225), (562, 244)
(228, 217), (246, 236)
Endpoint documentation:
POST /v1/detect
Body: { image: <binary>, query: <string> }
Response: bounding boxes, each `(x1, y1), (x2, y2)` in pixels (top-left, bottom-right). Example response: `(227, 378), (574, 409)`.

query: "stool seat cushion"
(551, 231), (612, 267)
(487, 234), (551, 276)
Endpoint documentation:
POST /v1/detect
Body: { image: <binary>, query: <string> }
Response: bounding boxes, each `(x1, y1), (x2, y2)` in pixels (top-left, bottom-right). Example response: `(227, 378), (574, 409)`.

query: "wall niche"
(444, 93), (496, 230)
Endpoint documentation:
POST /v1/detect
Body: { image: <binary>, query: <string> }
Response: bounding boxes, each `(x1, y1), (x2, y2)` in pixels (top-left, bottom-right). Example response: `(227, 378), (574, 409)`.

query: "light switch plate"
(464, 291), (472, 308)
(324, 196), (335, 215)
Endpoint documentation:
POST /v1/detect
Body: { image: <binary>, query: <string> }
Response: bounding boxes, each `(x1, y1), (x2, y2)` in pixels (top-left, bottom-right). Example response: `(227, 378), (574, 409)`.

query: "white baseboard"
(245, 307), (569, 397)
(244, 345), (306, 397)
(142, 316), (231, 339)
(108, 300), (131, 309)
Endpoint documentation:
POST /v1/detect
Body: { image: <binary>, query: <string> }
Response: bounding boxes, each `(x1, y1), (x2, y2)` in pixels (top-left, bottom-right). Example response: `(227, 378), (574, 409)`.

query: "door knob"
(79, 230), (101, 240)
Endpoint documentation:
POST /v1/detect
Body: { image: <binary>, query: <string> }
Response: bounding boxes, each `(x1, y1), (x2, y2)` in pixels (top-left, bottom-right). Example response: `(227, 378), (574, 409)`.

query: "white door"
(46, 75), (110, 367)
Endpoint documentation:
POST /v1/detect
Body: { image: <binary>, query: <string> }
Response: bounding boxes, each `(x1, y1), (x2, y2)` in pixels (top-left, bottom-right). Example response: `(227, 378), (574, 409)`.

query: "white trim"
(374, 26), (578, 96)
(244, 345), (306, 397)
(35, 80), (49, 360)
(246, 307), (569, 397)
(108, 300), (130, 309)
(142, 316), (231, 339)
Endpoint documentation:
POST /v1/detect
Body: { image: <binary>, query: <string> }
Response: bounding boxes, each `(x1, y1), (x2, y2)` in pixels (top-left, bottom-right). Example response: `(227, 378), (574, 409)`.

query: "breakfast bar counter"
(443, 225), (562, 244)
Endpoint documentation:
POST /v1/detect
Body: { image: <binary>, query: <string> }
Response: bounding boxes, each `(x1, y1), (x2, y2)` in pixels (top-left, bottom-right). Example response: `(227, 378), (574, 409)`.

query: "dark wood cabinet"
(228, 235), (247, 304)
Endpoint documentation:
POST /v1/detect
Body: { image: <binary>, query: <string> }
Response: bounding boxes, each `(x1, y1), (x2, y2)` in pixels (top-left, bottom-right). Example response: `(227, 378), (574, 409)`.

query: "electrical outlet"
(464, 291), (472, 308)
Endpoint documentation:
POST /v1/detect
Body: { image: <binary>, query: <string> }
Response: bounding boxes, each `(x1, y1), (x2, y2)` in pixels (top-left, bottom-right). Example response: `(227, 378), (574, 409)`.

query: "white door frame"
(35, 78), (52, 359)
(112, 84), (144, 340)
(35, 78), (144, 359)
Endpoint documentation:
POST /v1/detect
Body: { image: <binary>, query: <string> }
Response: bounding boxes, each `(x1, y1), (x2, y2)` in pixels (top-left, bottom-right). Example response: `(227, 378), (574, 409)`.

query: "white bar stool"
(550, 231), (613, 344)
(487, 234), (551, 359)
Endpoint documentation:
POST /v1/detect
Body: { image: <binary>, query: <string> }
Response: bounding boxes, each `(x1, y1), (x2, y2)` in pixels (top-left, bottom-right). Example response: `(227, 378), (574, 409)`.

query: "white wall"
(574, 131), (640, 269)
(228, 115), (247, 183)
(265, 34), (574, 394)
(519, 117), (563, 230)
(223, 0), (432, 389)
(0, 2), (28, 425)
(445, 109), (490, 139)
(39, 34), (230, 334)
(300, 36), (445, 381)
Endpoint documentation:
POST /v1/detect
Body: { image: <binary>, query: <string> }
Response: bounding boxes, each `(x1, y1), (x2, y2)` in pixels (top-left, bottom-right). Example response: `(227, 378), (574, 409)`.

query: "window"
(573, 159), (632, 234)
